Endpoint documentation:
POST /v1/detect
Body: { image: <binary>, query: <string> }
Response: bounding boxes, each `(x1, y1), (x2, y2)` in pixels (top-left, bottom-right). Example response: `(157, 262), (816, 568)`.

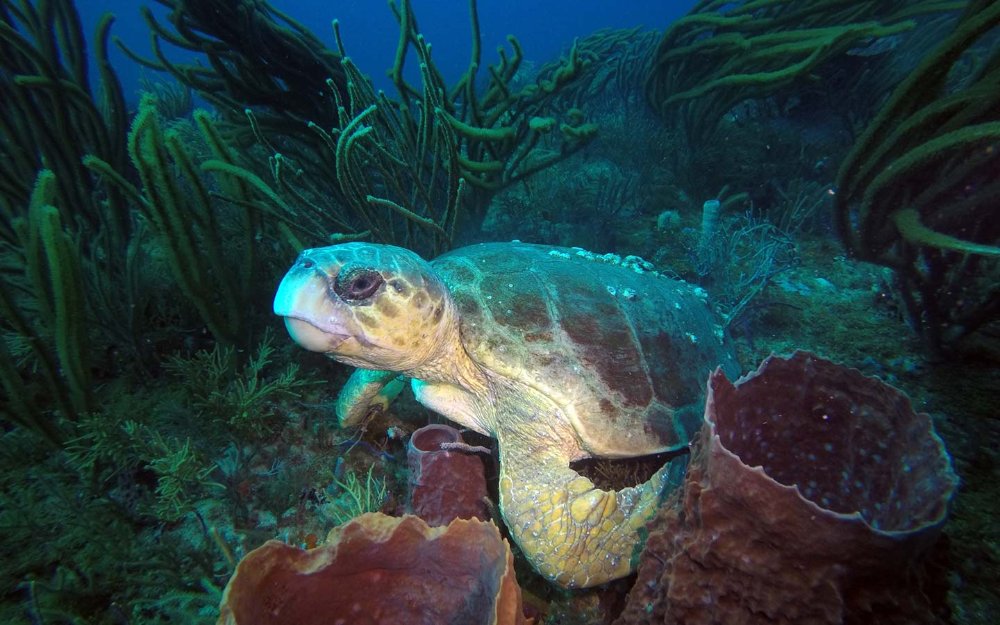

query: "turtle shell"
(431, 242), (740, 458)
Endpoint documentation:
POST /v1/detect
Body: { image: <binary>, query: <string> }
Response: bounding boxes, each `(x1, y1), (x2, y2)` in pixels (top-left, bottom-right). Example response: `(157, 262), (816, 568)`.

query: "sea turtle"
(273, 241), (739, 588)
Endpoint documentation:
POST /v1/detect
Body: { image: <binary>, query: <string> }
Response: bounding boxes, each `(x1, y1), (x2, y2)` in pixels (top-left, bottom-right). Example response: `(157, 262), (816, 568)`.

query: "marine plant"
(835, 0), (1000, 351)
(122, 0), (599, 256)
(319, 466), (389, 527)
(0, 325), (321, 622)
(65, 333), (312, 522)
(700, 206), (800, 328)
(0, 171), (88, 444)
(0, 0), (130, 248)
(84, 94), (292, 348)
(163, 329), (316, 445)
(0, 39), (248, 605)
(0, 390), (232, 623)
(0, 0), (132, 440)
(645, 0), (966, 147)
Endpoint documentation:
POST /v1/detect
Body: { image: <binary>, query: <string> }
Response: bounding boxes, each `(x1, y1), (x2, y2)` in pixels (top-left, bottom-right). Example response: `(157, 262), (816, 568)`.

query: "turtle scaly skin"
(274, 242), (739, 587)
(493, 407), (679, 586)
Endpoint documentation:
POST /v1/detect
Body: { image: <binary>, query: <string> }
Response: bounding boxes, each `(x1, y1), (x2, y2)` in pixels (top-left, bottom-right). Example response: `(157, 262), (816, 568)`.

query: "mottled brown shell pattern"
(431, 242), (739, 458)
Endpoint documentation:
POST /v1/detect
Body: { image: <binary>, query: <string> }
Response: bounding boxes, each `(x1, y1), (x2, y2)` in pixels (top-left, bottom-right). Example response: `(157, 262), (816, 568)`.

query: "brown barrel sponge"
(618, 351), (958, 625)
(218, 513), (529, 625)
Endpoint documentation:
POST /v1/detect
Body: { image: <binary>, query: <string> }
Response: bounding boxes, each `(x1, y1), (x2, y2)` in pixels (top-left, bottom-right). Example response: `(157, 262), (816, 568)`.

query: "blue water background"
(75, 1), (695, 101)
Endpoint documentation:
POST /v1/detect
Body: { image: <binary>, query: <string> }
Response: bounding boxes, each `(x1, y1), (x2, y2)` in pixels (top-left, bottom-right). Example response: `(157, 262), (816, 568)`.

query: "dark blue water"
(76, 0), (694, 100)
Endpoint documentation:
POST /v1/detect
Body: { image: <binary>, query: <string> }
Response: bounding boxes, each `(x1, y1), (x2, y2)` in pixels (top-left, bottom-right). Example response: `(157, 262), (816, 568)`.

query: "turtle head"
(273, 243), (456, 371)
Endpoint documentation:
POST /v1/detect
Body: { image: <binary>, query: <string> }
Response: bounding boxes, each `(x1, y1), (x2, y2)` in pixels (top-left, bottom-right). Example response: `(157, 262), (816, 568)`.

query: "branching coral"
(85, 93), (302, 347)
(529, 27), (662, 117)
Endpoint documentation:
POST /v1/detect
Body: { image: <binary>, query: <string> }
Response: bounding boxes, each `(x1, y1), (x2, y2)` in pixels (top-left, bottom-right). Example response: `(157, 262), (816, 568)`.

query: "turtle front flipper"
(496, 428), (686, 588)
(336, 368), (406, 427)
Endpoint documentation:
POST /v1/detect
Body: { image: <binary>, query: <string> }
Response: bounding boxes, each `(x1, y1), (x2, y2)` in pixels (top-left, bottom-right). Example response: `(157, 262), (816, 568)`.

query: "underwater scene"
(1, 0), (998, 623)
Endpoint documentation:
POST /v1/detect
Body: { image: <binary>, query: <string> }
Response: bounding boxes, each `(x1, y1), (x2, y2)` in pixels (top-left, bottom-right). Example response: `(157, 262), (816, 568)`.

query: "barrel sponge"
(618, 351), (958, 625)
(218, 513), (530, 625)
(407, 423), (490, 526)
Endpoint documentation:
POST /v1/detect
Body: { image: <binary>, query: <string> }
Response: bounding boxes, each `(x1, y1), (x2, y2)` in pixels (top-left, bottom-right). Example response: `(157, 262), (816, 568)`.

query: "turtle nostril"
(300, 257), (315, 269)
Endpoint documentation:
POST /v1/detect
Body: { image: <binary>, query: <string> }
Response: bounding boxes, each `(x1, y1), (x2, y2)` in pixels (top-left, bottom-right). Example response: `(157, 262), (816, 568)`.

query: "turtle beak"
(273, 250), (355, 353)
(282, 316), (349, 353)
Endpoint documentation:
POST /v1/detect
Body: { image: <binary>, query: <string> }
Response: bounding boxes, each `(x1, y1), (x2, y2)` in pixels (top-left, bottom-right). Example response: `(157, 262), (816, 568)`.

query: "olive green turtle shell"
(431, 242), (740, 458)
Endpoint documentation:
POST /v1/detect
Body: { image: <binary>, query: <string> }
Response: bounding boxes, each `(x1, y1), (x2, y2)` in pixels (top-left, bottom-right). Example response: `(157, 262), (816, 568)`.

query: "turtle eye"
(334, 268), (384, 302)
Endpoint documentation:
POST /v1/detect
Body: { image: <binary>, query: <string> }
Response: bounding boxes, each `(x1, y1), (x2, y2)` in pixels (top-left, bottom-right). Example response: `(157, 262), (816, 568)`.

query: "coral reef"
(617, 351), (958, 625)
(0, 0), (995, 621)
(218, 513), (529, 625)
(407, 423), (491, 526)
